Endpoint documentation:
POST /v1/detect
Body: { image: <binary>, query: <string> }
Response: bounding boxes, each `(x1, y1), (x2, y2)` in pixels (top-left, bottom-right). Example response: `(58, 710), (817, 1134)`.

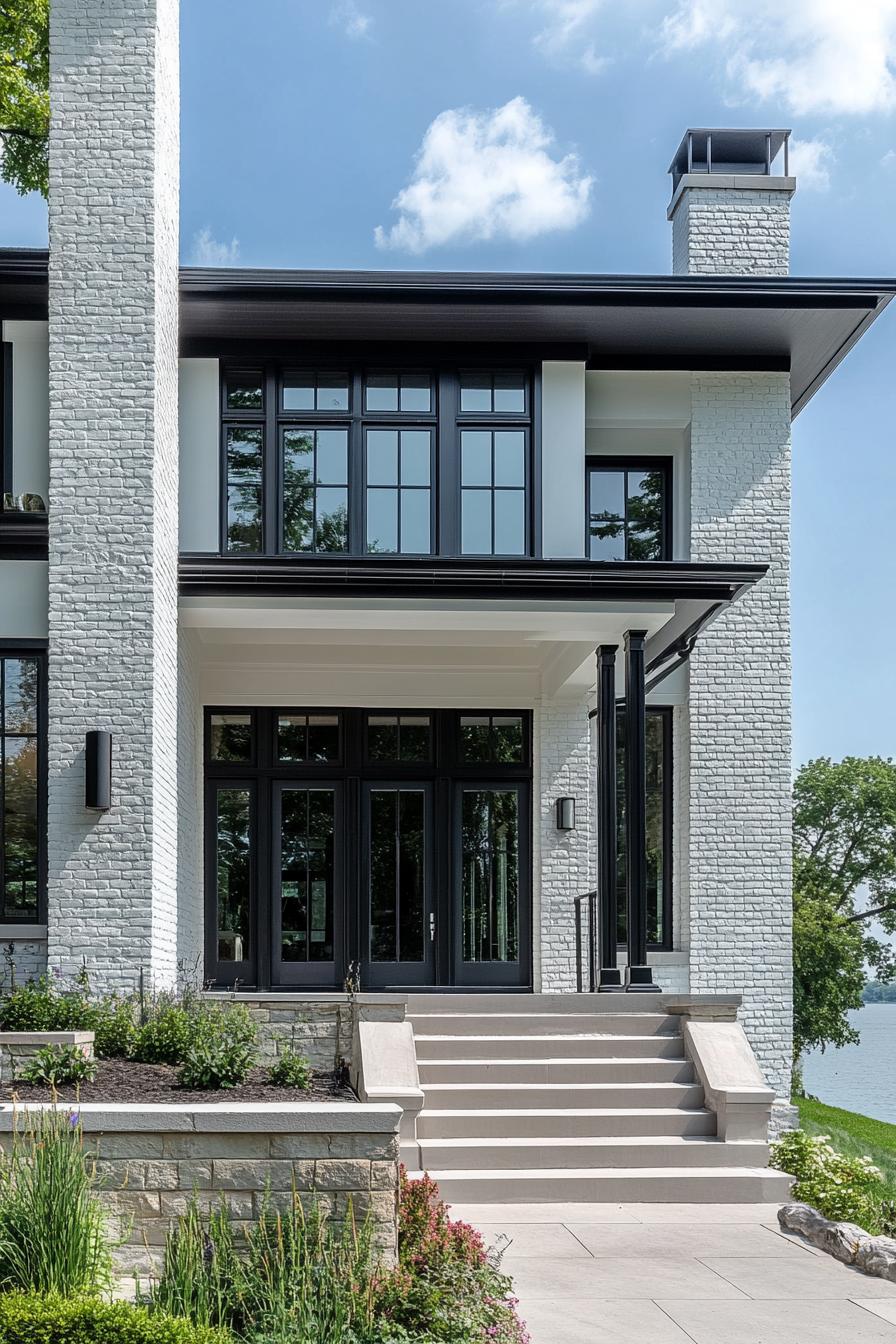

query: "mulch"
(1, 1059), (357, 1105)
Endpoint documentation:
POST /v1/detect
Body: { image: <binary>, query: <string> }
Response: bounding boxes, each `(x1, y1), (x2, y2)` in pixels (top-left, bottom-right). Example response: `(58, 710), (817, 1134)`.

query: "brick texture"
(671, 188), (792, 276)
(46, 0), (180, 989)
(686, 373), (793, 1100)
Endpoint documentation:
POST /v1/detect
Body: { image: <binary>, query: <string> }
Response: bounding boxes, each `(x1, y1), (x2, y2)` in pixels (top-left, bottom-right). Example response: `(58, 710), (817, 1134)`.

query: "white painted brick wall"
(671, 188), (791, 276)
(686, 373), (793, 1100)
(176, 630), (203, 973)
(46, 0), (181, 990)
(0, 941), (48, 989)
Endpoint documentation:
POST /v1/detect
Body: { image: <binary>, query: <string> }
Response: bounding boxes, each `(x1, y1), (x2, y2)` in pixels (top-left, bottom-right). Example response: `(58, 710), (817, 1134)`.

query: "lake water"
(802, 1004), (896, 1124)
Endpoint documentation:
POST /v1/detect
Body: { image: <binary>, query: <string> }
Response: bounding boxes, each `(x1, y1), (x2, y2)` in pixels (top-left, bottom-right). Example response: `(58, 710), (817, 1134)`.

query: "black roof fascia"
(178, 554), (767, 603)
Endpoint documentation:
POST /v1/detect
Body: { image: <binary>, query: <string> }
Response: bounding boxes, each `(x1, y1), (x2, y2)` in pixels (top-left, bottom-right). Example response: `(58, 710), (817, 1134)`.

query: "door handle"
(429, 912), (436, 942)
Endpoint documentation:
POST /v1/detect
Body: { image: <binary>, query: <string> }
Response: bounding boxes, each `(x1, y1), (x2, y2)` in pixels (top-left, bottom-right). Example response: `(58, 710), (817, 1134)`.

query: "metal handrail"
(573, 891), (598, 992)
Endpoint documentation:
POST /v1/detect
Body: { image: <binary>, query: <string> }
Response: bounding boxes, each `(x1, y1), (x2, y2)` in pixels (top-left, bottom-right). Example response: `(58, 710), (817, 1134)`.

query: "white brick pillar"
(669, 182), (794, 276)
(686, 374), (793, 1100)
(46, 0), (181, 988)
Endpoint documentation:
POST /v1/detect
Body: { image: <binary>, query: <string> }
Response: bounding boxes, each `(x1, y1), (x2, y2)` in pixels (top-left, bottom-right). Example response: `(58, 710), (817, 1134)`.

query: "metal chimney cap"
(669, 128), (791, 190)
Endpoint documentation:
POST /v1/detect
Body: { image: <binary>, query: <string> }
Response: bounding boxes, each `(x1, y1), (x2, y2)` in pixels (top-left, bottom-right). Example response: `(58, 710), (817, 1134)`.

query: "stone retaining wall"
(0, 1030), (94, 1082)
(0, 1102), (401, 1273)
(205, 994), (406, 1071)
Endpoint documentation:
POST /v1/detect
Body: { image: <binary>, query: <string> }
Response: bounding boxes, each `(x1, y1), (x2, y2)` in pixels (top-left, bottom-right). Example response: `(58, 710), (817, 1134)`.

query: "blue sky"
(3, 0), (895, 767)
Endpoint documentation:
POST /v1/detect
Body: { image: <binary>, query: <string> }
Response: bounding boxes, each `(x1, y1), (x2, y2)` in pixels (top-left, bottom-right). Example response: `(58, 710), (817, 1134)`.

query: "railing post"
(575, 898), (583, 993)
(588, 892), (598, 992)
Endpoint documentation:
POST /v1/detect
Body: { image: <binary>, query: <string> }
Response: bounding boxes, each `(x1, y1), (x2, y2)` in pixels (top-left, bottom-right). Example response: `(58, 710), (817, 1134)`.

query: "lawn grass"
(795, 1095), (896, 1197)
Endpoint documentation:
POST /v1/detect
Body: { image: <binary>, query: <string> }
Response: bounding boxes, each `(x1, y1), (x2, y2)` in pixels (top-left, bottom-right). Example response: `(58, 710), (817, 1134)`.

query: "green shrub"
(134, 998), (195, 1066)
(177, 1005), (257, 1091)
(0, 1109), (111, 1295)
(150, 1192), (375, 1340)
(0, 975), (136, 1059)
(93, 995), (138, 1059)
(268, 1049), (312, 1090)
(771, 1129), (892, 1234)
(0, 1293), (233, 1343)
(18, 1043), (97, 1088)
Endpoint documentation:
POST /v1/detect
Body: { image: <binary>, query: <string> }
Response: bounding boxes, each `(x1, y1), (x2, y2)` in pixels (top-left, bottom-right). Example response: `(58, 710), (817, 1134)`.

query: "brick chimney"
(668, 129), (795, 276)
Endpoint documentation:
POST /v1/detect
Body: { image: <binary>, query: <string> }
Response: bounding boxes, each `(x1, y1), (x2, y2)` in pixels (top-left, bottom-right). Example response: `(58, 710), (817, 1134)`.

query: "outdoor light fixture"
(85, 730), (112, 810)
(556, 797), (576, 831)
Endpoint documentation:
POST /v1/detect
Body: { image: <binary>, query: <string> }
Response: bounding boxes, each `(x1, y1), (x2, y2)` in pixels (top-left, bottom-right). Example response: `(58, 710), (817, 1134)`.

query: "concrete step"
(404, 1136), (769, 1171)
(417, 1058), (694, 1085)
(416, 1106), (718, 1140)
(420, 1080), (706, 1110)
(405, 993), (669, 1014)
(403, 1166), (794, 1204)
(408, 1012), (678, 1037)
(413, 1033), (685, 1060)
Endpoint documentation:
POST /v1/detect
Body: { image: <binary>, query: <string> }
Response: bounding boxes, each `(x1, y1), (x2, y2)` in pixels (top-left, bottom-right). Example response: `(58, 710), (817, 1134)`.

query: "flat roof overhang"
(178, 555), (766, 697)
(2, 251), (893, 416)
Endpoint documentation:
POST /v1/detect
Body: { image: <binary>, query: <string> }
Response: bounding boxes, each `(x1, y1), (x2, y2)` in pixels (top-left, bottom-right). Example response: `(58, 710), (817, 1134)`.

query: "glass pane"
(461, 430), (492, 486)
(400, 375), (431, 413)
(277, 715), (307, 761)
(400, 490), (430, 554)
(627, 525), (663, 562)
(460, 715), (491, 762)
(226, 373), (263, 411)
(400, 715), (431, 761)
(616, 710), (668, 947)
(282, 429), (314, 551)
(315, 488), (349, 552)
(226, 427), (263, 552)
(366, 375), (398, 412)
(461, 491), (492, 554)
(216, 788), (251, 963)
(590, 469), (625, 517)
(460, 376), (491, 413)
(367, 430), (398, 486)
(369, 790), (397, 961)
(589, 514), (625, 561)
(3, 737), (38, 920)
(462, 790), (519, 963)
(493, 376), (526, 413)
(317, 373), (349, 411)
(493, 715), (524, 763)
(280, 789), (334, 963)
(367, 715), (399, 761)
(4, 659), (38, 734)
(627, 469), (665, 555)
(494, 490), (525, 555)
(367, 489), (398, 554)
(494, 431), (525, 487)
(398, 790), (425, 961)
(316, 429), (348, 485)
(282, 375), (314, 411)
(210, 714), (252, 762)
(307, 714), (339, 762)
(400, 430), (430, 486)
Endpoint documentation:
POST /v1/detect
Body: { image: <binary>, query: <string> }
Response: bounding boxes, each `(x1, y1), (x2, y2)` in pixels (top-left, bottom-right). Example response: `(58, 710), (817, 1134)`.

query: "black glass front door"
(454, 782), (529, 987)
(272, 783), (341, 986)
(362, 783), (434, 987)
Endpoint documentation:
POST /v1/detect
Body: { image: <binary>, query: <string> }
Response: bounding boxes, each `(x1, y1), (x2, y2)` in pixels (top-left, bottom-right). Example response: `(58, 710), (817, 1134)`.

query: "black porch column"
(624, 630), (660, 992)
(596, 645), (622, 990)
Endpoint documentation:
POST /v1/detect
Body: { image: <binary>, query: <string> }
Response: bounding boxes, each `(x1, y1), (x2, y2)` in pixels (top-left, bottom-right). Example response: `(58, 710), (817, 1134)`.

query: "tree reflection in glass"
(216, 788), (251, 963)
(461, 790), (519, 963)
(280, 789), (335, 963)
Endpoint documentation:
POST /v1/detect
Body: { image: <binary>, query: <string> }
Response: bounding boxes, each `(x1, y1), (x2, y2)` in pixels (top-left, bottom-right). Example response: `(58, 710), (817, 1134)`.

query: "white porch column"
(46, 0), (181, 988)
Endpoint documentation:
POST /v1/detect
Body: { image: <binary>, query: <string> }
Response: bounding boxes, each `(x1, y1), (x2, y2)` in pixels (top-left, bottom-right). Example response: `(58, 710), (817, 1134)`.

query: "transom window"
(587, 458), (670, 561)
(220, 365), (534, 558)
(0, 652), (44, 923)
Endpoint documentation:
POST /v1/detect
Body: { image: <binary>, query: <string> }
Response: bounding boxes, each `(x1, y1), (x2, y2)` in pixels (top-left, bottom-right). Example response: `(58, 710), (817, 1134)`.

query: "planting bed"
(3, 1060), (356, 1105)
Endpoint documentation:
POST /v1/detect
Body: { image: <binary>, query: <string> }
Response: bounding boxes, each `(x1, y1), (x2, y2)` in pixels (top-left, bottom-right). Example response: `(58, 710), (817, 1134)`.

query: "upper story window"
(221, 364), (534, 558)
(586, 458), (670, 562)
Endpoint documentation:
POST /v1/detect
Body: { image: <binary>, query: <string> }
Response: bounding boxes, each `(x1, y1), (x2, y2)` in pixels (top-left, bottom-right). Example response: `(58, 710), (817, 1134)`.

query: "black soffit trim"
(178, 555), (767, 603)
(0, 515), (48, 560)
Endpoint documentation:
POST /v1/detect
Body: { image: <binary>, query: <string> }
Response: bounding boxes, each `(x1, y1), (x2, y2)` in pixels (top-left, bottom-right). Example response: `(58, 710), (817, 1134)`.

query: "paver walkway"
(449, 1201), (896, 1344)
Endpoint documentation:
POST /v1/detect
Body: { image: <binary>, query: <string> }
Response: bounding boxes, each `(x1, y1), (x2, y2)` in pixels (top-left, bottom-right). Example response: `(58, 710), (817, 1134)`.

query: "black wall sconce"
(555, 796), (576, 831)
(85, 730), (112, 810)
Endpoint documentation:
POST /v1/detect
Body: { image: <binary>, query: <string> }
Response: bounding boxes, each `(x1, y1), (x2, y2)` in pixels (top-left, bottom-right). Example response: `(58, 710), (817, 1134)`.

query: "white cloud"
(881, 149), (896, 169)
(659, 0), (896, 116)
(528, 0), (610, 74)
(191, 228), (240, 266)
(374, 97), (593, 253)
(788, 136), (834, 191)
(329, 0), (372, 40)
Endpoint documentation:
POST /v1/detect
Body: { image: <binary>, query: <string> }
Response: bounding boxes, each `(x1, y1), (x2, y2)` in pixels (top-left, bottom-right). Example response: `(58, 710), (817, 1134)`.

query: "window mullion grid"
(264, 366), (277, 555)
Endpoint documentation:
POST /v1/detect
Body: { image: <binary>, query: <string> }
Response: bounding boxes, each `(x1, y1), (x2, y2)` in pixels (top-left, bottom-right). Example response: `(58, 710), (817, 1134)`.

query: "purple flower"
(68, 1111), (80, 1129)
(52, 967), (62, 979)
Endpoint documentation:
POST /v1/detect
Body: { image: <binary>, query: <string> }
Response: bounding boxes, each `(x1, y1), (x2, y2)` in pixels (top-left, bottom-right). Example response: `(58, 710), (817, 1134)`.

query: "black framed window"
(1, 343), (12, 502)
(586, 458), (671, 561)
(616, 706), (672, 949)
(219, 364), (535, 559)
(0, 650), (45, 923)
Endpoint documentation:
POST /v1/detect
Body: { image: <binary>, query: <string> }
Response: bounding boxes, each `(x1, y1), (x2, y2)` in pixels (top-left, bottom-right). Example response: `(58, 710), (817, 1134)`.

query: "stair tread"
(422, 1080), (700, 1091)
(412, 1136), (763, 1149)
(414, 1033), (681, 1042)
(405, 1166), (788, 1180)
(418, 1107), (714, 1118)
(419, 1057), (687, 1065)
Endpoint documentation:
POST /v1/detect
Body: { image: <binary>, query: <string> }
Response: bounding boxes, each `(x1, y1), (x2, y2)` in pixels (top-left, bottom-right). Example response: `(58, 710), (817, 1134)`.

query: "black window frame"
(218, 362), (537, 560)
(1, 343), (12, 502)
(0, 643), (47, 926)
(585, 456), (672, 562)
(615, 703), (673, 952)
(204, 705), (532, 989)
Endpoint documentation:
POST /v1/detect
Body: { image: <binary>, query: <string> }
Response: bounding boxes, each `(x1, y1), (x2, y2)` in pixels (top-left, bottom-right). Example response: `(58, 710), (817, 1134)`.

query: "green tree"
(793, 756), (896, 1061)
(0, 0), (49, 198)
